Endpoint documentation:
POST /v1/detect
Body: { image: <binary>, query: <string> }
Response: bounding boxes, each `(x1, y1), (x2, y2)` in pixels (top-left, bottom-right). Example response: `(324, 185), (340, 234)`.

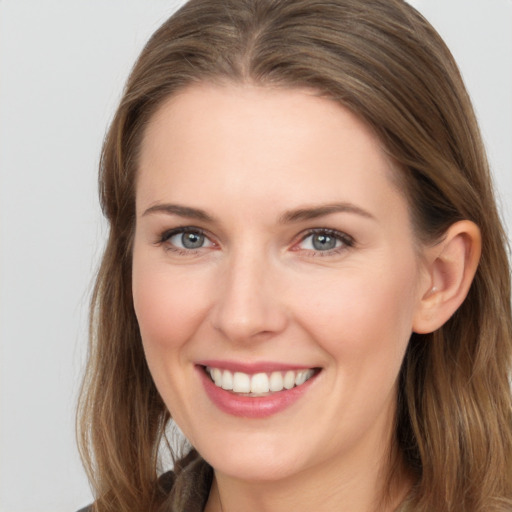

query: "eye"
(295, 229), (354, 254)
(160, 227), (214, 252)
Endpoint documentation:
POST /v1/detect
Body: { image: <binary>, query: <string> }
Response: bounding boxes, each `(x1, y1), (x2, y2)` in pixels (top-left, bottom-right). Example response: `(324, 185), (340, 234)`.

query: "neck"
(204, 440), (413, 512)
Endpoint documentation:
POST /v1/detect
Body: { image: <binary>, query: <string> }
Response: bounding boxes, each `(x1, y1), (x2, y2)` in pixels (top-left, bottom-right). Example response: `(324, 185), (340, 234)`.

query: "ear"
(413, 220), (481, 334)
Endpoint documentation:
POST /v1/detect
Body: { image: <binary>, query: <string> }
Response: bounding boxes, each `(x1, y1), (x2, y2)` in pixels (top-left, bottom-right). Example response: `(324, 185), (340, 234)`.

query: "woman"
(77, 0), (512, 511)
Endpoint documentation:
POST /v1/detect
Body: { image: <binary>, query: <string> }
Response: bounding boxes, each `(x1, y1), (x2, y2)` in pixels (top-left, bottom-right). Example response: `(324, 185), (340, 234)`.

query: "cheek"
(132, 255), (210, 354)
(131, 252), (215, 426)
(292, 261), (418, 367)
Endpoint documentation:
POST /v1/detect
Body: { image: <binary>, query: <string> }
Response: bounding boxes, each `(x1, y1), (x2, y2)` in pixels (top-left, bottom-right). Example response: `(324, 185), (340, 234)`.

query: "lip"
(196, 363), (320, 418)
(196, 359), (312, 374)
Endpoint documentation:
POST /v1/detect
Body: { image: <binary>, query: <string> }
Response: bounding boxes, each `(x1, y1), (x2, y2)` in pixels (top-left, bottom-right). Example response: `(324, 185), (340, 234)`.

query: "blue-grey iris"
(182, 232), (204, 249)
(312, 234), (337, 250)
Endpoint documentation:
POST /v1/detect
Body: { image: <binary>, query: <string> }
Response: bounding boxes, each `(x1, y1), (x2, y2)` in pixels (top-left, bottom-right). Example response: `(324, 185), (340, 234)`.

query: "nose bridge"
(212, 242), (287, 342)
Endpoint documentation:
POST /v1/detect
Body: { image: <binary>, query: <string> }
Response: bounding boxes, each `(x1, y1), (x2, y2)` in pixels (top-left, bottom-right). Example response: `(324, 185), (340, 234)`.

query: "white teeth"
(284, 371), (295, 389)
(269, 371), (284, 392)
(251, 373), (269, 394)
(221, 370), (233, 390)
(212, 368), (223, 387)
(206, 367), (316, 395)
(295, 370), (307, 386)
(233, 372), (251, 393)
(296, 369), (314, 386)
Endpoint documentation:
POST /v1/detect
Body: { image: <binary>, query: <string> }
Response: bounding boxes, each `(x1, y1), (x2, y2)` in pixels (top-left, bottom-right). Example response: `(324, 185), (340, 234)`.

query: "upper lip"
(196, 360), (318, 374)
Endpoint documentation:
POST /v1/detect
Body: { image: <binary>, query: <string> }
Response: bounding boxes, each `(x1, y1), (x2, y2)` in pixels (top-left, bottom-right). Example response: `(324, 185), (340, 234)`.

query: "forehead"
(141, 84), (386, 162)
(136, 83), (408, 227)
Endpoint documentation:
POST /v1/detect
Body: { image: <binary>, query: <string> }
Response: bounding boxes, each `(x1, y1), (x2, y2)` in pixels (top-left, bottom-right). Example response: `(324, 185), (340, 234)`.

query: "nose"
(211, 249), (288, 343)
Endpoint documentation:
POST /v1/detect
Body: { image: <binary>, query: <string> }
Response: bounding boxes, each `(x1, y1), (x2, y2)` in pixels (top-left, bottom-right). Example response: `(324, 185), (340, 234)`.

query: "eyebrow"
(142, 203), (215, 222)
(142, 201), (374, 223)
(279, 202), (375, 223)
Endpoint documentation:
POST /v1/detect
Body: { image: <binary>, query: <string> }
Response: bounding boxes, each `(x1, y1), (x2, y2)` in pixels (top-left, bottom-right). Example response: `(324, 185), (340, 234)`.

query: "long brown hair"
(77, 1), (512, 510)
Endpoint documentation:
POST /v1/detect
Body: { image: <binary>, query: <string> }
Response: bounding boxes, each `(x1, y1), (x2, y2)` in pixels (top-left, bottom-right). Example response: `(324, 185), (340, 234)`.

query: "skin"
(132, 84), (437, 512)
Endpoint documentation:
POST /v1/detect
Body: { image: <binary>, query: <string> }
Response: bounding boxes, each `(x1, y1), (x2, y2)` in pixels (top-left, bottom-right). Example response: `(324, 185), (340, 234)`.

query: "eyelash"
(294, 228), (355, 256)
(158, 227), (213, 256)
(157, 226), (355, 257)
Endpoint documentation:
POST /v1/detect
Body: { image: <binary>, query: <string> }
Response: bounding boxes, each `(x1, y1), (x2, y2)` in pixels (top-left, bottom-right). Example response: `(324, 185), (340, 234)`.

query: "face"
(132, 84), (430, 484)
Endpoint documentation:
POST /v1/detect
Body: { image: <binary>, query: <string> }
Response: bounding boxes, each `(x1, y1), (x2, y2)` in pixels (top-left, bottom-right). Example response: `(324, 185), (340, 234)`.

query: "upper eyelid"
(160, 226), (209, 240)
(296, 228), (354, 243)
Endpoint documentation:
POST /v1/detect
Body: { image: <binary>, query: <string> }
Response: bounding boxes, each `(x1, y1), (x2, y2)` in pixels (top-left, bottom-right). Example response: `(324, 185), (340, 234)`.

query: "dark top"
(76, 450), (212, 512)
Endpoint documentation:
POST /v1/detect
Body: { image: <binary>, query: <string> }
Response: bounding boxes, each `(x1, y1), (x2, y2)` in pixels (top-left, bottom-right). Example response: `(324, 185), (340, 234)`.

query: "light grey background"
(0, 1), (511, 511)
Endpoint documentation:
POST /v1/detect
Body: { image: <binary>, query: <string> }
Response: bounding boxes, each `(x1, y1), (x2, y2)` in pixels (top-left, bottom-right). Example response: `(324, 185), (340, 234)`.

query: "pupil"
(313, 234), (336, 250)
(182, 232), (204, 249)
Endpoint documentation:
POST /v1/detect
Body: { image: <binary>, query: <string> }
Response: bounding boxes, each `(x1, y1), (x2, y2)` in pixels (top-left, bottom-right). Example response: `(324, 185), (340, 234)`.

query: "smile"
(205, 366), (317, 395)
(198, 364), (321, 418)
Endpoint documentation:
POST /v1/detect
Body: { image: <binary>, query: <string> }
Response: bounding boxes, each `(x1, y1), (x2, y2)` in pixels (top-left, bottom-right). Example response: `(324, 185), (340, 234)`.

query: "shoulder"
(74, 471), (175, 512)
(75, 451), (211, 512)
(162, 451), (213, 511)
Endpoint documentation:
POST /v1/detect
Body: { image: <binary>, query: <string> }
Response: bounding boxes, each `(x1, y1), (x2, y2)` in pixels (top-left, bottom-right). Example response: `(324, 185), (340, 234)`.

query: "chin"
(194, 431), (312, 483)
(207, 454), (304, 483)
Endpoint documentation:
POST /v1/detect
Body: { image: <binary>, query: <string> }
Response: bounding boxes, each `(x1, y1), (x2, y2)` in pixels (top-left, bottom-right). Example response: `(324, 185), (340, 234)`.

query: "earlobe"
(412, 220), (481, 334)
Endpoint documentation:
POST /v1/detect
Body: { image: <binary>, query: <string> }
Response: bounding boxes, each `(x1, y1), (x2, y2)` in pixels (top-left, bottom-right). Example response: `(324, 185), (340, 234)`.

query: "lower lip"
(198, 366), (318, 418)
